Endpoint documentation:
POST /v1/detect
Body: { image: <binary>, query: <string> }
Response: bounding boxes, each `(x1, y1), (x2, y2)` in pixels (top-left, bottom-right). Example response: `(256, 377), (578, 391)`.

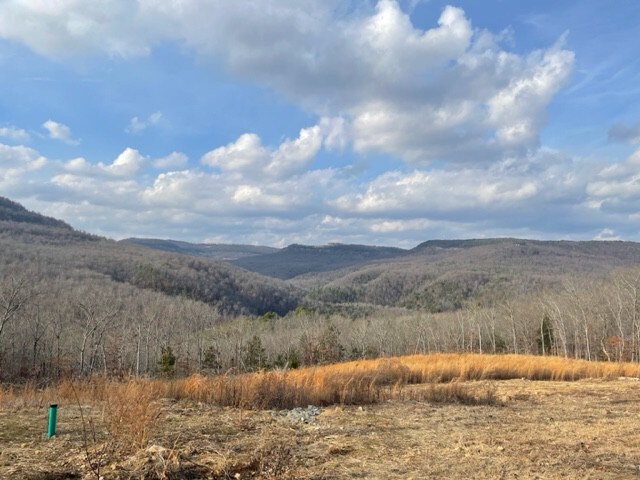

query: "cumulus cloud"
(487, 39), (574, 148)
(126, 111), (162, 134)
(0, 143), (47, 171)
(0, 126), (29, 141)
(586, 148), (640, 219)
(594, 228), (621, 241)
(0, 0), (159, 58)
(42, 120), (80, 145)
(140, 167), (338, 217)
(332, 149), (595, 238)
(63, 147), (145, 177)
(153, 152), (188, 169)
(3, 1), (631, 244)
(201, 123), (326, 179)
(1, 135), (635, 245)
(0, 143), (48, 193)
(1, 1), (574, 164)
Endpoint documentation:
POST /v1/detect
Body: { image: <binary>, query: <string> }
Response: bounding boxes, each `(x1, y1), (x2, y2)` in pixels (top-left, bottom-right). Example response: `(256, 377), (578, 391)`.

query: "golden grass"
(102, 380), (161, 452)
(2, 353), (639, 412)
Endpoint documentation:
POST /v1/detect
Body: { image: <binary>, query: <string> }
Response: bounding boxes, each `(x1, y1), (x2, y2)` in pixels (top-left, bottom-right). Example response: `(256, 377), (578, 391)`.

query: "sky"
(1, 0), (639, 248)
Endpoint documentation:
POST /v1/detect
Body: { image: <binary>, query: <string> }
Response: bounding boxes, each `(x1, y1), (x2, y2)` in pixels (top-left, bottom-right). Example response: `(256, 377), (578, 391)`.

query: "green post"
(47, 404), (58, 438)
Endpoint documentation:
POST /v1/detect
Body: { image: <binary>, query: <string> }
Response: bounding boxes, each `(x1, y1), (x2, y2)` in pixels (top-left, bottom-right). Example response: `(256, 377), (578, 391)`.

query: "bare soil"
(1, 379), (640, 479)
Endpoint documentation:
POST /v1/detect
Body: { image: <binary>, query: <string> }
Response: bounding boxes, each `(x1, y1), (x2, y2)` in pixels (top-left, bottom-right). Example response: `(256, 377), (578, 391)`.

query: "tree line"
(2, 262), (640, 382)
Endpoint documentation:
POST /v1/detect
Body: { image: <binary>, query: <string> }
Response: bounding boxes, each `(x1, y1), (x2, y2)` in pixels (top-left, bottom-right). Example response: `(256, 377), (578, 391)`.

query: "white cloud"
(63, 147), (145, 177)
(0, 142), (48, 193)
(1, 2), (574, 164)
(585, 148), (640, 222)
(153, 152), (188, 169)
(319, 117), (349, 151)
(126, 111), (162, 134)
(334, 150), (590, 225)
(2, 137), (637, 244)
(140, 166), (338, 217)
(42, 120), (80, 145)
(0, 143), (47, 171)
(0, 0), (158, 58)
(0, 126), (29, 141)
(593, 228), (621, 241)
(201, 123), (324, 179)
(101, 148), (145, 176)
(370, 219), (434, 233)
(202, 134), (268, 176)
(487, 40), (574, 148)
(5, 2), (637, 243)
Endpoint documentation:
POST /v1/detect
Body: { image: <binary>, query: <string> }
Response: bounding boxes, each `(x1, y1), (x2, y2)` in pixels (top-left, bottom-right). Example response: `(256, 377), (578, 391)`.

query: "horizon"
(5, 192), (635, 249)
(1, 1), (639, 248)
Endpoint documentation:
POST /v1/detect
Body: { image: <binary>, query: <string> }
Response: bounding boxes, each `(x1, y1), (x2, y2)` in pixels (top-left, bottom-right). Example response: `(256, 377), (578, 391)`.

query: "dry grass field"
(2, 354), (640, 479)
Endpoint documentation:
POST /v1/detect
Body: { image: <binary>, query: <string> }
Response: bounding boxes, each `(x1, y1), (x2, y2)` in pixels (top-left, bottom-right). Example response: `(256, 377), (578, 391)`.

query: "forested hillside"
(0, 196), (299, 316)
(3, 196), (640, 383)
(121, 238), (278, 260)
(0, 196), (75, 230)
(0, 197), (302, 379)
(232, 243), (407, 279)
(133, 233), (640, 314)
(300, 238), (640, 312)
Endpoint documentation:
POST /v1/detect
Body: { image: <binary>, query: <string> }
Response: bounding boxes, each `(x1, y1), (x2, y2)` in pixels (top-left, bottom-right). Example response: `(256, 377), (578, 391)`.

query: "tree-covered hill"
(121, 237), (278, 260)
(300, 238), (640, 312)
(232, 243), (408, 279)
(0, 197), (299, 316)
(0, 196), (73, 229)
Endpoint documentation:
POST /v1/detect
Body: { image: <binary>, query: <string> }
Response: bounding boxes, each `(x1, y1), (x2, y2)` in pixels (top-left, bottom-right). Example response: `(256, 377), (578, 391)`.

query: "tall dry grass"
(2, 353), (639, 412)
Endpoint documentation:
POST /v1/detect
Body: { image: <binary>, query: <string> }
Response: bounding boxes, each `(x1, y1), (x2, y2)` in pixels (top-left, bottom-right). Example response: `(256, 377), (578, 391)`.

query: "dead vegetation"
(2, 379), (640, 479)
(2, 353), (640, 478)
(2, 353), (639, 412)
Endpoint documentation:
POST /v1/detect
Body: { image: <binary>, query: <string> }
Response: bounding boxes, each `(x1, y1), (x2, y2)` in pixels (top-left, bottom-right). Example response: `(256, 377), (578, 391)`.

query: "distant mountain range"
(123, 229), (640, 312)
(231, 243), (407, 279)
(121, 238), (278, 261)
(4, 195), (640, 314)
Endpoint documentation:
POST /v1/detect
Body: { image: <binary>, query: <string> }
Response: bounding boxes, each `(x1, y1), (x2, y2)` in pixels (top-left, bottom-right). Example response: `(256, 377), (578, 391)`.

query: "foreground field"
(2, 354), (640, 479)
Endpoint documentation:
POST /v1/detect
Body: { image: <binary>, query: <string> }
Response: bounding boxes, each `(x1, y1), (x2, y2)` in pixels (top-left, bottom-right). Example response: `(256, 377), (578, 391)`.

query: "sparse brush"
(2, 353), (640, 416)
(103, 380), (160, 453)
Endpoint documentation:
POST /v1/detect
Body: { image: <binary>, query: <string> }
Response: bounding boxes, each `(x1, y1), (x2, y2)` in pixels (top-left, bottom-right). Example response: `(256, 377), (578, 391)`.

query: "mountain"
(231, 243), (408, 280)
(0, 196), (72, 229)
(0, 196), (299, 316)
(121, 238), (278, 260)
(5, 194), (640, 316)
(302, 238), (640, 312)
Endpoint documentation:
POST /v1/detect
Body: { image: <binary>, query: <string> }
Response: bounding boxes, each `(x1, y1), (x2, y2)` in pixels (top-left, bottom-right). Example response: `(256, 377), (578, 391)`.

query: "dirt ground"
(1, 379), (640, 479)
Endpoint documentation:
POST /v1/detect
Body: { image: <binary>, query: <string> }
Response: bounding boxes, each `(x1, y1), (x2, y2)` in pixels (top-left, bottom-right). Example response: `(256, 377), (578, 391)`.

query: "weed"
(103, 380), (160, 453)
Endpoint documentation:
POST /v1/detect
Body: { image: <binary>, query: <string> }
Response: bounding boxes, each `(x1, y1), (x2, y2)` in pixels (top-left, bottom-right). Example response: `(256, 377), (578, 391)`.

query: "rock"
(272, 405), (322, 423)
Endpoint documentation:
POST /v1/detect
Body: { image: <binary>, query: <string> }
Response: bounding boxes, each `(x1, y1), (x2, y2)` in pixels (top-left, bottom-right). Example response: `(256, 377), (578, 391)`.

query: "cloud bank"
(0, 1), (635, 245)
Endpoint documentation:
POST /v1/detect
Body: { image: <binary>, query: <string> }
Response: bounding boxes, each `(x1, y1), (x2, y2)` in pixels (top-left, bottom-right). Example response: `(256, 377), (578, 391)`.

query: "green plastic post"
(47, 404), (58, 438)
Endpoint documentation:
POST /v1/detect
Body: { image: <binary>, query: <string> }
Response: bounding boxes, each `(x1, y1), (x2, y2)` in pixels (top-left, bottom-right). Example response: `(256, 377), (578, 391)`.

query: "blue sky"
(1, 0), (639, 247)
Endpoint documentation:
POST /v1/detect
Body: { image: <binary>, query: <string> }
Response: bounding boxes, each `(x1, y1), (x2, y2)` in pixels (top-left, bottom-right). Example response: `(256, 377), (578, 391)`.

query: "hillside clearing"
(2, 354), (640, 478)
(1, 379), (640, 479)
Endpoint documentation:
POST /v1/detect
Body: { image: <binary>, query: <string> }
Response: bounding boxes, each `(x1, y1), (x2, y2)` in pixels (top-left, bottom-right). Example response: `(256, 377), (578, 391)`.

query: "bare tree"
(75, 295), (120, 376)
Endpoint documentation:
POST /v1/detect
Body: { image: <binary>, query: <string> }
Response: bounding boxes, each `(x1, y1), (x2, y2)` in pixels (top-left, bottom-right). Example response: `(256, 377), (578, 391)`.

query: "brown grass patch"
(3, 378), (640, 479)
(2, 353), (638, 414)
(102, 380), (161, 453)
